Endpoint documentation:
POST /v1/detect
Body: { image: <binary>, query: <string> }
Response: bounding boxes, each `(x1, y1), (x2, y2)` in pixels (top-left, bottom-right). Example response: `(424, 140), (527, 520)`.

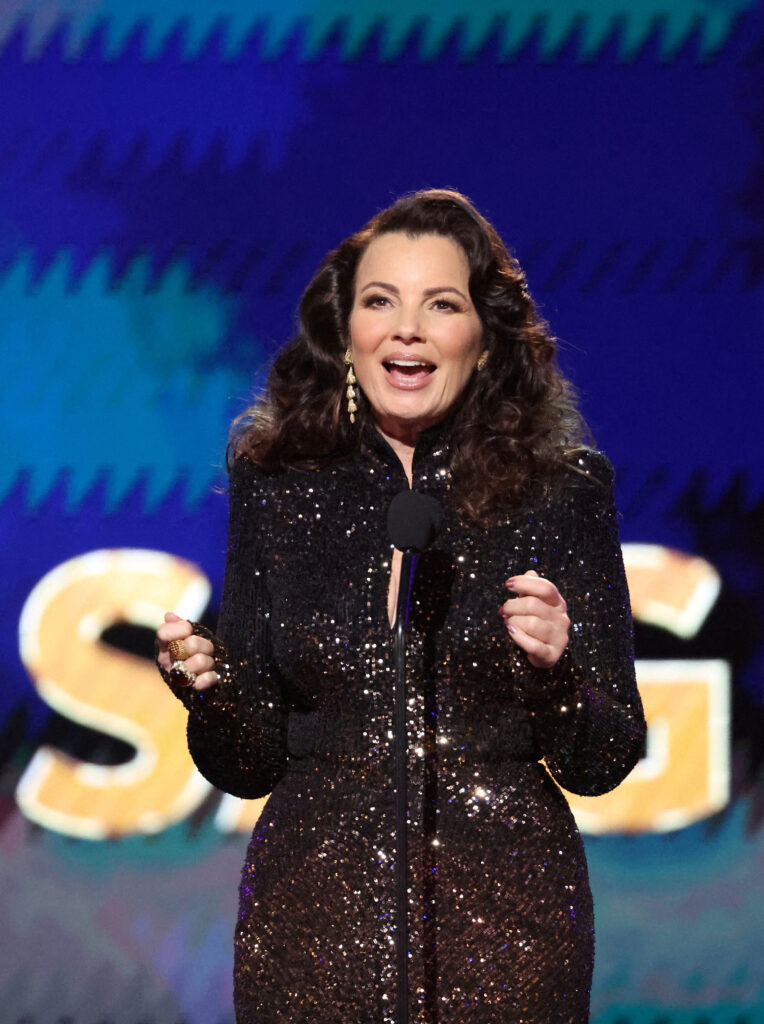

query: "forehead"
(355, 232), (470, 286)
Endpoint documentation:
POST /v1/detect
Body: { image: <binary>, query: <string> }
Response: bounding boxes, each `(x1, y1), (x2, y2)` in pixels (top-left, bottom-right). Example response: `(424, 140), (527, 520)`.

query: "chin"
(385, 404), (434, 425)
(378, 408), (443, 438)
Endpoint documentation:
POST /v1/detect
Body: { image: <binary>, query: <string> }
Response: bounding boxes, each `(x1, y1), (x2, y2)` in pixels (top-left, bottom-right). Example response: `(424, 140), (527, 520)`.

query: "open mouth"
(383, 359), (436, 379)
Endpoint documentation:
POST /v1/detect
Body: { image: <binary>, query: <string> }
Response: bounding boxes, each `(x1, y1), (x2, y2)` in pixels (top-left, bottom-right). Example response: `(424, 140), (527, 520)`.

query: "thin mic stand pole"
(393, 548), (417, 1024)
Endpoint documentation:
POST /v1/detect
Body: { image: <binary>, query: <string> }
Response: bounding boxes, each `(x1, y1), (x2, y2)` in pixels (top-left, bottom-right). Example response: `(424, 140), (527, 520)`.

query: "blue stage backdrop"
(1, 1), (762, 1020)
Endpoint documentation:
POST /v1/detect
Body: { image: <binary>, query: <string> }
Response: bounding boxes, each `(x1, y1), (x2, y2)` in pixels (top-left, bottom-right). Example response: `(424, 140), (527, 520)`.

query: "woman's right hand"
(156, 612), (219, 691)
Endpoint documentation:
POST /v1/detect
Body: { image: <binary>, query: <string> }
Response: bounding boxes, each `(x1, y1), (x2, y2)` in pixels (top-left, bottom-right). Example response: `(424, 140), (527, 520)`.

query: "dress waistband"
(285, 704), (540, 768)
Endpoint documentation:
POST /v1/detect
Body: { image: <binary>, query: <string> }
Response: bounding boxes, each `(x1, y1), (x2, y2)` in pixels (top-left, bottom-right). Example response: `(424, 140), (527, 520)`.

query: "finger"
(503, 601), (570, 636)
(157, 622), (192, 642)
(497, 593), (544, 614)
(506, 572), (559, 598)
(504, 619), (554, 661)
(504, 621), (566, 669)
(500, 595), (563, 619)
(164, 611), (183, 623)
(168, 635), (214, 660)
(500, 597), (570, 654)
(190, 669), (221, 692)
(184, 652), (216, 676)
(505, 574), (565, 607)
(502, 613), (559, 645)
(156, 619), (194, 646)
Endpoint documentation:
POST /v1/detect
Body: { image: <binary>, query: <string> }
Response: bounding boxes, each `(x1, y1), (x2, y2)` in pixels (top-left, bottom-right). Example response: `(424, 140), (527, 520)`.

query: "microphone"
(386, 488), (444, 1024)
(387, 489), (444, 553)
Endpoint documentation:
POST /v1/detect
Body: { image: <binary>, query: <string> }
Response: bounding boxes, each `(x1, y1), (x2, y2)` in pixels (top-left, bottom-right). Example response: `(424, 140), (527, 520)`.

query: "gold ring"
(168, 638), (189, 662)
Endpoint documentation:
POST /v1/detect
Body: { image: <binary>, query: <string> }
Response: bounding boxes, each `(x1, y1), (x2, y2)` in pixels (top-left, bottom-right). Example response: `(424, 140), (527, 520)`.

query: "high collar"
(360, 417), (452, 490)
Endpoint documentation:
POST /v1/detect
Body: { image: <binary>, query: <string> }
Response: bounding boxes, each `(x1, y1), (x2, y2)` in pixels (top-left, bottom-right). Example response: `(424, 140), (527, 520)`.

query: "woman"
(157, 189), (645, 1023)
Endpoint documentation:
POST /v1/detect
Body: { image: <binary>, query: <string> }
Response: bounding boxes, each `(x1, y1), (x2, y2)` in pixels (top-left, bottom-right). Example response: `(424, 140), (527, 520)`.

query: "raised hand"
(499, 570), (570, 669)
(156, 611), (219, 691)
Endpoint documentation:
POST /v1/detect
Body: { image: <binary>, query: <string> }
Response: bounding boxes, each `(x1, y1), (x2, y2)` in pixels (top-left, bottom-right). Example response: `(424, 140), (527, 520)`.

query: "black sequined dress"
(166, 426), (645, 1024)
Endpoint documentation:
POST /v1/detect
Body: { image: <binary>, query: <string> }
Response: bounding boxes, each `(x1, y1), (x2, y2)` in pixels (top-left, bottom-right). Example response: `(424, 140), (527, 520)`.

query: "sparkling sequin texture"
(162, 426), (645, 1023)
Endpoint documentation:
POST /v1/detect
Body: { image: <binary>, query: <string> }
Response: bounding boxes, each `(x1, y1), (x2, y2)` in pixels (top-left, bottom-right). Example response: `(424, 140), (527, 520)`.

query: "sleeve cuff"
(512, 646), (580, 708)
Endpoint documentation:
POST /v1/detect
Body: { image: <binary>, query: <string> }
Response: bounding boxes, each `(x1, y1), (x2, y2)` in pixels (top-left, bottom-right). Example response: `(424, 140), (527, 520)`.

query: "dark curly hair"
(232, 189), (590, 523)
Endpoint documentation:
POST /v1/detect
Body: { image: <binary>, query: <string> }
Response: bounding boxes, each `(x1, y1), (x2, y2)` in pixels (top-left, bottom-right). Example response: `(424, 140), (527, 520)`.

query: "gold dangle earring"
(344, 349), (358, 423)
(476, 350), (488, 371)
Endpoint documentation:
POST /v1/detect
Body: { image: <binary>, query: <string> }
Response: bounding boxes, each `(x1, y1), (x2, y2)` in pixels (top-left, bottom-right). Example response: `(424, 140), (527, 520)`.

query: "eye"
(362, 294), (390, 308)
(432, 298), (459, 312)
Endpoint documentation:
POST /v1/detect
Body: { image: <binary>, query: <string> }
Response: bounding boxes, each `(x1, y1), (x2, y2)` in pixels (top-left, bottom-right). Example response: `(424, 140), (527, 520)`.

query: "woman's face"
(348, 232), (484, 444)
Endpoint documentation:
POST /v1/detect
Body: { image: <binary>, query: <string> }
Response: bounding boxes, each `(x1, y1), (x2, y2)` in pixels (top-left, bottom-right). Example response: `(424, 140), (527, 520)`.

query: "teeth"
(387, 360), (431, 368)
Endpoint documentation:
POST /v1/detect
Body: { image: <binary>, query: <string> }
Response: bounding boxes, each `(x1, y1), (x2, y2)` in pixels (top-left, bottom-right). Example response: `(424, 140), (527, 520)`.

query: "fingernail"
(505, 578), (516, 589)
(507, 623), (516, 634)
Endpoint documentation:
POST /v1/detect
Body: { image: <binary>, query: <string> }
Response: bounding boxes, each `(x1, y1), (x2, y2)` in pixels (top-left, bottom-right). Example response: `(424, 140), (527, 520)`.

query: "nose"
(391, 304), (423, 342)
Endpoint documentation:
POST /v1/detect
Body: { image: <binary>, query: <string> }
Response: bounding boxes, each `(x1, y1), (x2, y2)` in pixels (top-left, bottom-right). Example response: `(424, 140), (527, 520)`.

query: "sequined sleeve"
(158, 456), (288, 799)
(512, 451), (646, 796)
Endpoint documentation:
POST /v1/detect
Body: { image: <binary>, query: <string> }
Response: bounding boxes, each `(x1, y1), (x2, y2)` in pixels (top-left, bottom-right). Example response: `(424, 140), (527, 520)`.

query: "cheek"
(442, 336), (482, 389)
(349, 308), (380, 348)
(445, 365), (475, 403)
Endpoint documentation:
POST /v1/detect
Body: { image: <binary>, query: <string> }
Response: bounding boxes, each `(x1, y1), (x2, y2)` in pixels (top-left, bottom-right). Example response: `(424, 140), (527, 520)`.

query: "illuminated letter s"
(17, 549), (212, 839)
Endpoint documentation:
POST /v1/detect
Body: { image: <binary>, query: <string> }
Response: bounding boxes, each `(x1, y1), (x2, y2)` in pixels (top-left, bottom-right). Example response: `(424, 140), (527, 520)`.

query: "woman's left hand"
(500, 570), (570, 669)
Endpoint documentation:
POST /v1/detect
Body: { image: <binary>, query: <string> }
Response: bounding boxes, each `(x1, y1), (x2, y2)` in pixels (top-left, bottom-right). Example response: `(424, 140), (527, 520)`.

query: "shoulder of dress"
(227, 453), (258, 480)
(562, 447), (615, 489)
(227, 453), (271, 497)
(536, 448), (616, 512)
(227, 452), (357, 500)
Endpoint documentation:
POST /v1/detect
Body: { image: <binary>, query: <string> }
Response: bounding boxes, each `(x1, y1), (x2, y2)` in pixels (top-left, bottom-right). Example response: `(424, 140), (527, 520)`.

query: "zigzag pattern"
(3, 234), (755, 291)
(1, 236), (758, 510)
(1, 8), (751, 306)
(7, 236), (757, 296)
(0, 17), (752, 293)
(0, 250), (255, 509)
(0, 31), (316, 171)
(519, 237), (761, 293)
(1, 0), (754, 62)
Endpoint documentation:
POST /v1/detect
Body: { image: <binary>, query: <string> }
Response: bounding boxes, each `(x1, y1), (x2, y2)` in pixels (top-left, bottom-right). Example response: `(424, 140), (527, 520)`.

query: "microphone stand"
(393, 547), (418, 1024)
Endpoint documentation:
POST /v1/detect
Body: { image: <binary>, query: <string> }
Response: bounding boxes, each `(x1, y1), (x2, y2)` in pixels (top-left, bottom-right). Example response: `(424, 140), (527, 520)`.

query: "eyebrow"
(360, 281), (469, 302)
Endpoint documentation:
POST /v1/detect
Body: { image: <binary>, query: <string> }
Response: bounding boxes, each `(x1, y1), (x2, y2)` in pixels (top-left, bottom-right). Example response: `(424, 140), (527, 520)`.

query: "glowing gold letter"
(17, 550), (212, 839)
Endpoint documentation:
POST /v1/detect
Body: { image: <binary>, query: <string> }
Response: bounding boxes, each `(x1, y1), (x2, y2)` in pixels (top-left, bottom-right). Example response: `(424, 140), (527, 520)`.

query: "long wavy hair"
(232, 189), (590, 523)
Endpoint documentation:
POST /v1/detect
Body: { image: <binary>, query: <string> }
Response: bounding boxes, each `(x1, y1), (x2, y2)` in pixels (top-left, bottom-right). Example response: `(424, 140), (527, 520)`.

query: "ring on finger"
(168, 638), (189, 662)
(169, 661), (196, 688)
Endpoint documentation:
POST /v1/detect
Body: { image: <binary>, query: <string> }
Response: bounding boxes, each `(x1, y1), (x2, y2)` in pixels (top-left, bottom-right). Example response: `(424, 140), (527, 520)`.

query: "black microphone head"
(387, 490), (444, 552)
